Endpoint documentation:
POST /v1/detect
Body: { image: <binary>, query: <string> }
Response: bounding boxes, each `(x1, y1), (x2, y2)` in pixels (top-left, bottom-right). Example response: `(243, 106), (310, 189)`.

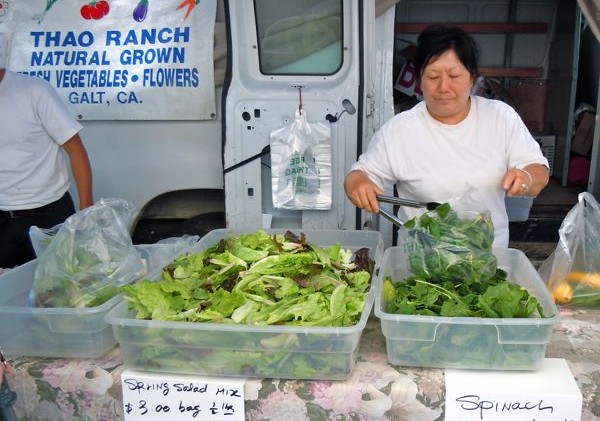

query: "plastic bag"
(538, 192), (600, 307)
(270, 110), (332, 209)
(397, 204), (497, 284)
(29, 224), (61, 257)
(29, 198), (139, 257)
(29, 198), (146, 308)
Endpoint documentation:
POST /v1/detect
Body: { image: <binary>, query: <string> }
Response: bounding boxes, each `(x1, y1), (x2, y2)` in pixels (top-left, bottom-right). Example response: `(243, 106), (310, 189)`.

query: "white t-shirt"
(0, 70), (83, 210)
(351, 95), (549, 248)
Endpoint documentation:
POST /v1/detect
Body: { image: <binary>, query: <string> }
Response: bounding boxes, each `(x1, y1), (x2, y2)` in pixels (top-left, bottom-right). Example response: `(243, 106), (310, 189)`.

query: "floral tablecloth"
(6, 307), (600, 421)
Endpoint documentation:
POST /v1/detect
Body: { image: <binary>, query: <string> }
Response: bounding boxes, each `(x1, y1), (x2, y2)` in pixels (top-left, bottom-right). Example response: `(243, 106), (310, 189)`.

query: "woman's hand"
(344, 170), (385, 213)
(502, 164), (549, 197)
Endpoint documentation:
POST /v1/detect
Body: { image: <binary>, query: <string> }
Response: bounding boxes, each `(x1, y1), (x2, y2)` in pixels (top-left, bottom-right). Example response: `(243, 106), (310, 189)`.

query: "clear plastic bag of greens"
(29, 198), (146, 308)
(397, 203), (497, 284)
(29, 224), (61, 257)
(538, 192), (600, 307)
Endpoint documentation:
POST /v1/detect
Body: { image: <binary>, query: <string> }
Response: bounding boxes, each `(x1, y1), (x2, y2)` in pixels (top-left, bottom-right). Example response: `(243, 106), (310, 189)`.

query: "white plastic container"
(505, 196), (534, 221)
(106, 229), (384, 380)
(0, 242), (196, 358)
(0, 259), (120, 358)
(375, 247), (559, 370)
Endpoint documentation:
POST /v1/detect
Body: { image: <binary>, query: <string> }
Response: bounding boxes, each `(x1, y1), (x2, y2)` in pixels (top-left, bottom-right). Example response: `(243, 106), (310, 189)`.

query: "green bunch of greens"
(127, 341), (354, 379)
(116, 304), (363, 379)
(403, 203), (497, 284)
(383, 270), (544, 318)
(30, 244), (128, 308)
(31, 279), (120, 308)
(388, 324), (548, 369)
(122, 230), (374, 327)
(385, 203), (545, 319)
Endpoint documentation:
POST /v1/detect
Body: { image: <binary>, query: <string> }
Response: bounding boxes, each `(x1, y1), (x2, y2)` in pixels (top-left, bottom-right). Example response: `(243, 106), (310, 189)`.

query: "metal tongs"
(376, 194), (441, 228)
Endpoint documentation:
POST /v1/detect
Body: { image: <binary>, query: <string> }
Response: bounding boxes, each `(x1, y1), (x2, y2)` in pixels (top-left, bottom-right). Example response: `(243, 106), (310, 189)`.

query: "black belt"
(0, 197), (64, 219)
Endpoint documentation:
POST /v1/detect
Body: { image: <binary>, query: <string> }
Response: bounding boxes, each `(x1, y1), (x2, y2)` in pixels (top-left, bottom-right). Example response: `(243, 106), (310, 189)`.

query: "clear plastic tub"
(106, 229), (384, 380)
(375, 247), (559, 370)
(0, 242), (195, 359)
(0, 259), (120, 358)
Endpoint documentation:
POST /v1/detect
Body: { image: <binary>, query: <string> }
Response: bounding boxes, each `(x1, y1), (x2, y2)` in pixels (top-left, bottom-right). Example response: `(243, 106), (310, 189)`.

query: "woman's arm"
(344, 169), (385, 213)
(502, 164), (549, 197)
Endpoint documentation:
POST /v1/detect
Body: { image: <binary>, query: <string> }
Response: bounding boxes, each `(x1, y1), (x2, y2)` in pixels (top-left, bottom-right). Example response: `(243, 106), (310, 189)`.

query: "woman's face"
(419, 49), (474, 124)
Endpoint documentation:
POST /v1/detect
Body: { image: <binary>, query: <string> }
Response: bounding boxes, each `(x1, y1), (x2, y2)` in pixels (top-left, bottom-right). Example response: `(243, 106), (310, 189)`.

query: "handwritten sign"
(121, 369), (246, 421)
(445, 358), (582, 421)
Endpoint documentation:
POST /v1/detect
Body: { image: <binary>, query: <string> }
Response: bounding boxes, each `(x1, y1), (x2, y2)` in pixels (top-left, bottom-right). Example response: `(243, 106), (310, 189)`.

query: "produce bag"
(30, 227), (200, 280)
(29, 198), (146, 308)
(538, 192), (600, 307)
(386, 203), (545, 319)
(270, 110), (332, 209)
(397, 203), (498, 284)
(29, 224), (61, 257)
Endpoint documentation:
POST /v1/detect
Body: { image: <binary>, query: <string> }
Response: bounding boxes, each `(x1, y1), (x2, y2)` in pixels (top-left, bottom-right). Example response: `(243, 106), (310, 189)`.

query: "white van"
(1, 0), (397, 244)
(2, 0), (598, 246)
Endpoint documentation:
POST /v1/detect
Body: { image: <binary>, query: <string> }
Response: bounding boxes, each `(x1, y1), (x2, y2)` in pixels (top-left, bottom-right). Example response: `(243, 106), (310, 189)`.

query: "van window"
(254, 0), (343, 75)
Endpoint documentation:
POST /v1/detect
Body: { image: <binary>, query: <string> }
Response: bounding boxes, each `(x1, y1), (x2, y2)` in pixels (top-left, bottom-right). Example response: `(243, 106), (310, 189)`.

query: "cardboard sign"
(394, 59), (423, 100)
(445, 358), (582, 421)
(121, 369), (245, 421)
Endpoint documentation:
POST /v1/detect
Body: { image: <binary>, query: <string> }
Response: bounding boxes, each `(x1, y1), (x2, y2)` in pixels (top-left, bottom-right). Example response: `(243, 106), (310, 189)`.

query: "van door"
(223, 0), (367, 230)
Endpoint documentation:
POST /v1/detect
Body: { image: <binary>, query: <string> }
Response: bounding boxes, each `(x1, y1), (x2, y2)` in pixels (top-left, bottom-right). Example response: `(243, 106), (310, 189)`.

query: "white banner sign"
(4, 0), (216, 120)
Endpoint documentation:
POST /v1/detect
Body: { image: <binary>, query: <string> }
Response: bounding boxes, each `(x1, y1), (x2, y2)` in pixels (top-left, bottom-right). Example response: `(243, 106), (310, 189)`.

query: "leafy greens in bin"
(122, 230), (375, 327)
(388, 324), (548, 369)
(30, 198), (145, 308)
(125, 342), (355, 379)
(402, 203), (497, 284)
(384, 203), (546, 318)
(116, 309), (362, 378)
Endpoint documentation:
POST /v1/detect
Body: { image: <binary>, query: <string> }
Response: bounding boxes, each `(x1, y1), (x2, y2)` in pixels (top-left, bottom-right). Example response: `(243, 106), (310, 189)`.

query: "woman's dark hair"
(414, 25), (479, 83)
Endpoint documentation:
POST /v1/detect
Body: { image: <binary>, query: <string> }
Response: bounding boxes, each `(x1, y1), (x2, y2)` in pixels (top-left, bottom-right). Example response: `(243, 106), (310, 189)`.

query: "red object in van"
(568, 155), (590, 185)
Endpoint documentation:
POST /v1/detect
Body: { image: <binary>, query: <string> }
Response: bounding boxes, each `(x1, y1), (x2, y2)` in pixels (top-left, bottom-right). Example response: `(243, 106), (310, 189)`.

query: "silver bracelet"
(519, 168), (533, 186)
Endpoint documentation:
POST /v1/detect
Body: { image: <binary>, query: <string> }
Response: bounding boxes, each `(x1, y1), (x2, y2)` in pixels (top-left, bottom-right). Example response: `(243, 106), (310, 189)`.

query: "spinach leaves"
(385, 204), (545, 319)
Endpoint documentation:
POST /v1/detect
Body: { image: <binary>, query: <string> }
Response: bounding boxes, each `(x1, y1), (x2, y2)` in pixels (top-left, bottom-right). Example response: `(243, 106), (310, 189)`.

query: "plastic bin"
(505, 196), (534, 221)
(0, 242), (196, 359)
(375, 247), (559, 370)
(106, 229), (384, 380)
(0, 259), (120, 358)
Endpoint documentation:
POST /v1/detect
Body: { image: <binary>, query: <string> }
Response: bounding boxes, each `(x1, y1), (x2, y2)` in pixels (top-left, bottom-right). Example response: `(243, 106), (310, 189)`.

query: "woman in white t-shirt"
(344, 25), (549, 248)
